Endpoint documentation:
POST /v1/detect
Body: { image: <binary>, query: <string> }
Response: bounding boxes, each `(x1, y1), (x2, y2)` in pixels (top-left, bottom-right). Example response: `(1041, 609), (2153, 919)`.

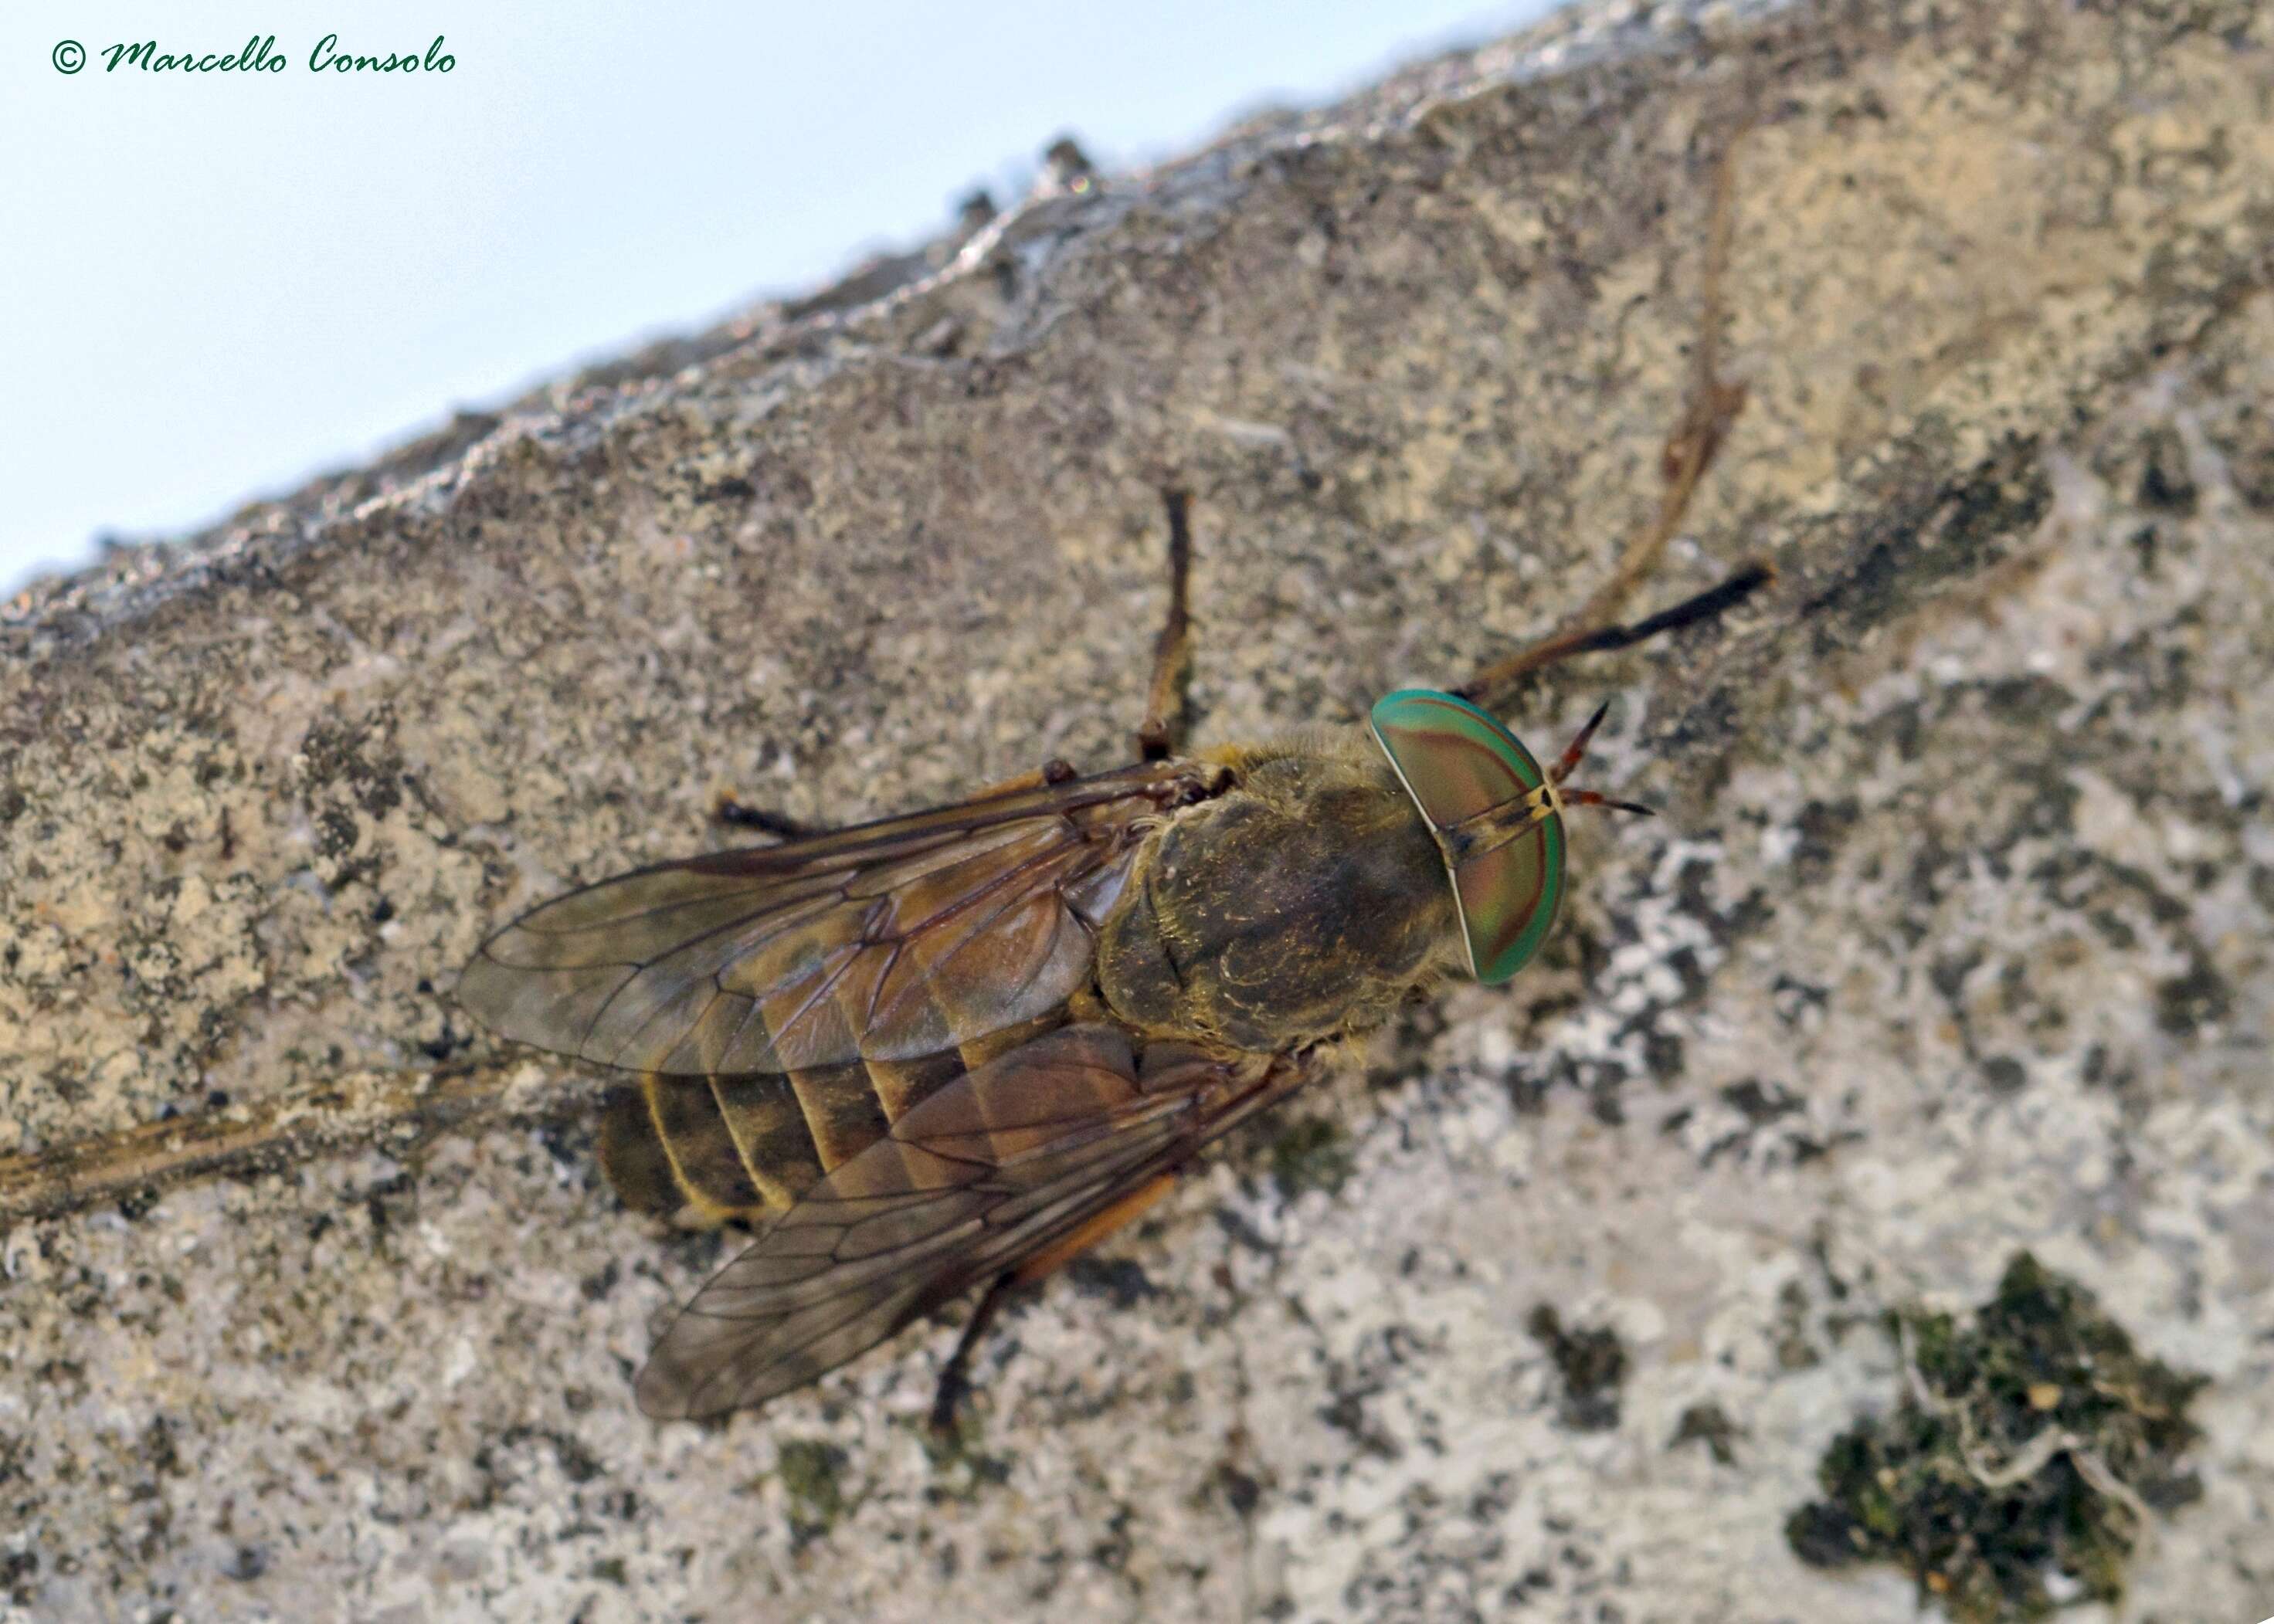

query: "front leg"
(709, 792), (813, 839)
(1133, 488), (1196, 762)
(1454, 136), (1759, 716)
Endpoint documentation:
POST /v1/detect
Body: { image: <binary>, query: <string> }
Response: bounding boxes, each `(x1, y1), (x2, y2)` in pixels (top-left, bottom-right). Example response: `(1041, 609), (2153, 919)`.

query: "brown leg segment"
(1134, 489), (1196, 763)
(969, 758), (1081, 798)
(710, 794), (813, 838)
(1451, 564), (1773, 715)
(930, 1271), (1019, 1434)
(1012, 1173), (1179, 1283)
(1572, 136), (1750, 632)
(1455, 139), (1757, 719)
(929, 1173), (1179, 1433)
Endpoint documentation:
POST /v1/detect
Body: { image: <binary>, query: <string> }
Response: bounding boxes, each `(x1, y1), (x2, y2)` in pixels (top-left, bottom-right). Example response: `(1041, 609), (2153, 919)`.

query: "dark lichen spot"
(492, 1426), (603, 1487)
(1790, 797), (1860, 883)
(1786, 1253), (2205, 1622)
(1090, 1500), (1138, 1572)
(1721, 1078), (1802, 1126)
(1528, 1305), (1626, 1431)
(361, 1172), (416, 1237)
(1317, 1385), (1402, 1461)
(2134, 425), (2198, 514)
(1979, 1055), (2028, 1097)
(776, 1438), (850, 1535)
(1806, 431), (2052, 653)
(1641, 1027), (1686, 1080)
(1769, 974), (1830, 1029)
(1775, 1280), (1821, 1371)
(1670, 1402), (1743, 1466)
(579, 1260), (619, 1303)
(1504, 1064), (1552, 1116)
(116, 1186), (163, 1222)
(1064, 1255), (1158, 1307)
(297, 715), (405, 819)
(2, 1547), (38, 1605)
(1213, 1463), (1264, 1518)
(141, 1415), (184, 1480)
(1269, 1117), (1354, 1198)
(315, 805), (361, 861)
(1585, 1063), (1628, 1126)
(2154, 960), (2230, 1036)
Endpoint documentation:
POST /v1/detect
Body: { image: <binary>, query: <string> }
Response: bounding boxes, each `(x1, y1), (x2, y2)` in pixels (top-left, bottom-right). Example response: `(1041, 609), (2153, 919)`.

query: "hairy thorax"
(1095, 729), (1460, 1053)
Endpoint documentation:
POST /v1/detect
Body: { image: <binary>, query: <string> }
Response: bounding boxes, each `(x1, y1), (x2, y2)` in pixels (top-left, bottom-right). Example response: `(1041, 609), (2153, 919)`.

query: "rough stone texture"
(4, 0), (2271, 1619)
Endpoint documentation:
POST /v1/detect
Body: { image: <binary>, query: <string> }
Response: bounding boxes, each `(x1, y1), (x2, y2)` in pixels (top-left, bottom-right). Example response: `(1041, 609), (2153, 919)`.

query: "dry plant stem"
(1893, 1316), (2158, 1551)
(0, 1060), (546, 1226)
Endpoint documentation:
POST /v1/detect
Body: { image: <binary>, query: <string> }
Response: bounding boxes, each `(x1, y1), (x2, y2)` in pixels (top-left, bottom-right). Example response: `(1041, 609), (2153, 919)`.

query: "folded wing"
(633, 1024), (1302, 1420)
(457, 764), (1199, 1076)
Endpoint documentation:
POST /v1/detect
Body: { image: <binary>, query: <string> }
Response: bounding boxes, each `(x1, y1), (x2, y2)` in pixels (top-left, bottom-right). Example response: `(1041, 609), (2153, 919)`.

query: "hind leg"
(1133, 488), (1196, 762)
(928, 1173), (1180, 1433)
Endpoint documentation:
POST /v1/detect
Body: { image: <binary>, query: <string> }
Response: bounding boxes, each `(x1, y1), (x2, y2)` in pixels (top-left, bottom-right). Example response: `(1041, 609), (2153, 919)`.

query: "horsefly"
(457, 158), (1762, 1429)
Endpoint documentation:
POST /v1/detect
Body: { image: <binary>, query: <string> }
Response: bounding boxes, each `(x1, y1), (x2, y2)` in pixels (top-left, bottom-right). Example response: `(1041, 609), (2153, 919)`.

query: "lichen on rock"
(1788, 1253), (2208, 1622)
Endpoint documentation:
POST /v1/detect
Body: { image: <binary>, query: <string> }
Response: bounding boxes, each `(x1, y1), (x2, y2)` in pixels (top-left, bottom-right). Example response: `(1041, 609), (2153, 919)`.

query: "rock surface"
(3, 0), (2271, 1619)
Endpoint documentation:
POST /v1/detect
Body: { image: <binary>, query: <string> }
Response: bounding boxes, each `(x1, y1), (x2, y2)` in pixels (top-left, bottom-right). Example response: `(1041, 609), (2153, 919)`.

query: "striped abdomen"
(600, 1010), (1070, 1225)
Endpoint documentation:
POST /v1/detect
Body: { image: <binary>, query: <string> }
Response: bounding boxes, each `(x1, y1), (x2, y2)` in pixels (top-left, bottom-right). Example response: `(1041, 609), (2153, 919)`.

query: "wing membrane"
(633, 1025), (1311, 1420)
(458, 763), (1199, 1077)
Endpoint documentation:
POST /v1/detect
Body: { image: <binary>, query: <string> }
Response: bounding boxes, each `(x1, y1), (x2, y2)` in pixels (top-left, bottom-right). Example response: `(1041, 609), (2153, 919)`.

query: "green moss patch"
(1787, 1253), (2204, 1622)
(774, 1438), (850, 1538)
(1269, 1116), (1355, 1198)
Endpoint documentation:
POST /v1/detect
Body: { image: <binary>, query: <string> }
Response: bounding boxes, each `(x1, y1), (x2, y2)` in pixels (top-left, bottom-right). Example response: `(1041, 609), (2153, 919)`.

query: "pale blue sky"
(0, 0), (1565, 596)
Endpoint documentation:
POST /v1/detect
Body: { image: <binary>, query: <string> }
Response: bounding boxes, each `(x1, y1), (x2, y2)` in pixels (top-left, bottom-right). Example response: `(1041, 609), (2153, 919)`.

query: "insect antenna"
(1549, 701), (1656, 818)
(1548, 700), (1611, 783)
(1561, 790), (1656, 817)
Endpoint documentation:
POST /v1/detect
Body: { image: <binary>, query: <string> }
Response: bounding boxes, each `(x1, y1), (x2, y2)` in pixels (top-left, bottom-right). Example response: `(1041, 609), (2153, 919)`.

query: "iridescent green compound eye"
(1368, 689), (1566, 985)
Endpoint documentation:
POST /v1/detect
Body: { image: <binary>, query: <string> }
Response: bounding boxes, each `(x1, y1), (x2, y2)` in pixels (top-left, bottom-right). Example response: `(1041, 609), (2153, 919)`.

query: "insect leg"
(1451, 564), (1773, 712)
(1133, 488), (1196, 762)
(969, 758), (1081, 798)
(1576, 135), (1750, 632)
(709, 793), (813, 838)
(930, 1270), (1023, 1434)
(1455, 138), (1754, 717)
(928, 1171), (1180, 1432)
(1010, 1171), (1180, 1284)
